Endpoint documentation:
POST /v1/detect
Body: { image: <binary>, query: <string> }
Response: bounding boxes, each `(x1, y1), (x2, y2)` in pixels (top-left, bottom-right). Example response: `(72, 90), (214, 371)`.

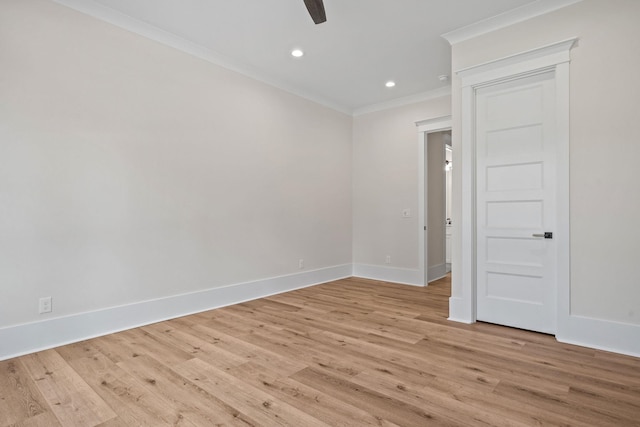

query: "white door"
(476, 71), (557, 334)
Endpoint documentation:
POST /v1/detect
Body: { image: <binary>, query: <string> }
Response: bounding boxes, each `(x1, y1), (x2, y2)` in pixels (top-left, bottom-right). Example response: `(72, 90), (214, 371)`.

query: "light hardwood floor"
(2, 275), (640, 426)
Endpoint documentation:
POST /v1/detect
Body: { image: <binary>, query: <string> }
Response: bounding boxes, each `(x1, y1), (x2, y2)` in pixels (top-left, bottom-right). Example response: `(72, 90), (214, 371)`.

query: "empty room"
(1, 0), (639, 425)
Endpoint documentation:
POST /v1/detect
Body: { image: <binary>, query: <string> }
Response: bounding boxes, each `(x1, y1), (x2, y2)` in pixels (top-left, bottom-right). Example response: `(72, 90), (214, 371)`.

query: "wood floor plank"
(258, 302), (426, 344)
(291, 366), (460, 426)
(7, 410), (62, 427)
(94, 417), (130, 427)
(349, 369), (528, 427)
(65, 351), (200, 427)
(235, 326), (365, 379)
(19, 350), (116, 426)
(492, 380), (635, 426)
(85, 332), (144, 365)
(3, 274), (640, 426)
(227, 361), (403, 427)
(320, 331), (504, 393)
(114, 328), (196, 367)
(0, 359), (48, 426)
(173, 358), (331, 427)
(168, 321), (307, 376)
(115, 353), (257, 426)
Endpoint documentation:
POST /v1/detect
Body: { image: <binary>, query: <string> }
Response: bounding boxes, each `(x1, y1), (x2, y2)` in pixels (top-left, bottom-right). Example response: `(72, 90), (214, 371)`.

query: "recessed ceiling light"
(385, 81), (396, 88)
(291, 49), (304, 58)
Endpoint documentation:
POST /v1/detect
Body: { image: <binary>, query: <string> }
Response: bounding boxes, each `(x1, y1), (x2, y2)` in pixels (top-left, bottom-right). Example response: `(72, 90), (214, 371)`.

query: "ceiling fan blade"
(304, 0), (326, 24)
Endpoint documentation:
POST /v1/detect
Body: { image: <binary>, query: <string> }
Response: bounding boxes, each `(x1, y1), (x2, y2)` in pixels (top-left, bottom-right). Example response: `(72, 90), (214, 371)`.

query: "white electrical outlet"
(385, 255), (391, 264)
(39, 296), (52, 314)
(299, 259), (304, 269)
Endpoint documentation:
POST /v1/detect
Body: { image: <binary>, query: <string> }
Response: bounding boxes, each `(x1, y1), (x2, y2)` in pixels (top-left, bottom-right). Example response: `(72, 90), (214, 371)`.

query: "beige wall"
(352, 98), (451, 271)
(0, 0), (352, 327)
(450, 0), (640, 325)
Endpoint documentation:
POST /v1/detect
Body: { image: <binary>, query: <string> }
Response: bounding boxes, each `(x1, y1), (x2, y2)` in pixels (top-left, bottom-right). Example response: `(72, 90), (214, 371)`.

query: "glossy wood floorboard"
(2, 275), (640, 426)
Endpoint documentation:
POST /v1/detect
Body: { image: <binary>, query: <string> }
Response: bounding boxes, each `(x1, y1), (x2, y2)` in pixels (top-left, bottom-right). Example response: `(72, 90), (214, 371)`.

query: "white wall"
(450, 0), (640, 328)
(352, 98), (451, 284)
(0, 0), (352, 332)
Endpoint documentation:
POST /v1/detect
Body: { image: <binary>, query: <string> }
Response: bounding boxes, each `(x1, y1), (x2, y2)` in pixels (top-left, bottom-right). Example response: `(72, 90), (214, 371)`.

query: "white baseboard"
(428, 263), (447, 283)
(352, 263), (423, 286)
(5, 263), (637, 360)
(448, 296), (473, 323)
(557, 315), (640, 358)
(0, 264), (352, 361)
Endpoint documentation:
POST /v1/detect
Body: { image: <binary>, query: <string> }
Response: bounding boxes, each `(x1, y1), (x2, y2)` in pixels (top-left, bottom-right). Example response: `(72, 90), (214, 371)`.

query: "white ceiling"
(59, 0), (540, 114)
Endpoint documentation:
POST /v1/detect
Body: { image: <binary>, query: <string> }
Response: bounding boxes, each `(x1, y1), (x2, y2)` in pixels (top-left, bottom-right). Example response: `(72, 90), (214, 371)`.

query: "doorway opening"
(416, 116), (452, 287)
(426, 130), (451, 283)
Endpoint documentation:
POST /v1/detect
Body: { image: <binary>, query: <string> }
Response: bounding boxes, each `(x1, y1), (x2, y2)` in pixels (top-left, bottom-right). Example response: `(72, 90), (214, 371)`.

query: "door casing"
(450, 38), (576, 337)
(417, 116), (452, 287)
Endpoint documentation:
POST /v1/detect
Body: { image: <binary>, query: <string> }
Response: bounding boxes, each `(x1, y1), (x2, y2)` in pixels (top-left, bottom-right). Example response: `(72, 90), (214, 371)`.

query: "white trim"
(557, 316), (640, 359)
(428, 263), (447, 283)
(0, 264), (352, 361)
(555, 60), (572, 338)
(458, 84), (477, 323)
(353, 87), (452, 117)
(454, 39), (576, 333)
(441, 0), (583, 45)
(352, 264), (422, 287)
(416, 116), (453, 288)
(448, 297), (473, 323)
(53, 0), (352, 115)
(416, 115), (453, 133)
(457, 38), (578, 87)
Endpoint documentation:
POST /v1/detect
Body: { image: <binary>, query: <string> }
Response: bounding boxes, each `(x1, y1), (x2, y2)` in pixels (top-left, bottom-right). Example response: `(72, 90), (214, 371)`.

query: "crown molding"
(353, 86), (451, 117)
(441, 0), (583, 45)
(53, 0), (353, 115)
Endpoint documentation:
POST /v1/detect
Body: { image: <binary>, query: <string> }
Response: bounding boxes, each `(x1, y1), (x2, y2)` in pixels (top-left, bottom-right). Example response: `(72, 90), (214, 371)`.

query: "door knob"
(532, 232), (553, 239)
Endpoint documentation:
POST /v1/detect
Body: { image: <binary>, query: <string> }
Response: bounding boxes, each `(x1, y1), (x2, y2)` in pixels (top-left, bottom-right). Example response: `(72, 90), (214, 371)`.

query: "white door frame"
(417, 116), (452, 286)
(451, 38), (577, 336)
